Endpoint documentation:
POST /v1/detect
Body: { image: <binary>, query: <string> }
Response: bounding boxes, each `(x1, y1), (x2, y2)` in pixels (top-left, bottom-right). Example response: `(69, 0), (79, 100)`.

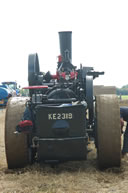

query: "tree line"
(116, 85), (128, 95)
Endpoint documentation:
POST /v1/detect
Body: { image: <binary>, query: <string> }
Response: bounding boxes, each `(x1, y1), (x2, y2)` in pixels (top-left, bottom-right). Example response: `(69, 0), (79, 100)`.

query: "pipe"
(58, 31), (72, 63)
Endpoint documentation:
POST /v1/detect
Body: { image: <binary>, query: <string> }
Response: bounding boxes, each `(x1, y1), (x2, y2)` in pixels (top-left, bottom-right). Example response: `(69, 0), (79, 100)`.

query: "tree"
(116, 84), (128, 95)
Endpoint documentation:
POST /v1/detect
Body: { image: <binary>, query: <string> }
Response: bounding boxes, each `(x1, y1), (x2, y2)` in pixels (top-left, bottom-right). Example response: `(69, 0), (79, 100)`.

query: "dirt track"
(1, 109), (128, 193)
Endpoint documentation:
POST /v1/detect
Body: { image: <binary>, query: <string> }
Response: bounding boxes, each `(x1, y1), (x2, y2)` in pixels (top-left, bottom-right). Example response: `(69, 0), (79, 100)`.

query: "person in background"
(120, 106), (128, 157)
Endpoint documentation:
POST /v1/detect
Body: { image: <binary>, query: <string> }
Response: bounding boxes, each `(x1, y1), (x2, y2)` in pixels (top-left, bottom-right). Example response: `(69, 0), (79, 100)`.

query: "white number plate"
(48, 113), (73, 120)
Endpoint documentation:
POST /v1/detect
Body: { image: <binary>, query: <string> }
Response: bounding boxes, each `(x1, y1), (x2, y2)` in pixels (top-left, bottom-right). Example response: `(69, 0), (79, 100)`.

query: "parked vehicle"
(0, 86), (11, 106)
(1, 81), (20, 96)
(0, 81), (20, 106)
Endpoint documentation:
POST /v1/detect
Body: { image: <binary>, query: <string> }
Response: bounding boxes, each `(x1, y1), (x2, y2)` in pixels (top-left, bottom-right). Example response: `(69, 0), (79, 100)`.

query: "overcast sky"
(0, 0), (128, 88)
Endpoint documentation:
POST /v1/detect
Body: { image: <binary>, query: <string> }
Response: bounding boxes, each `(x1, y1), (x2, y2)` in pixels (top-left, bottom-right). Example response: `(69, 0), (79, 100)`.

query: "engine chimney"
(59, 31), (72, 63)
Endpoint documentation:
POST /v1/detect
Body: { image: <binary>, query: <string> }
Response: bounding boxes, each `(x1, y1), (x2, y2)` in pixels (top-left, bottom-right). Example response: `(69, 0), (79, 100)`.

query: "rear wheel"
(96, 95), (121, 168)
(5, 97), (29, 169)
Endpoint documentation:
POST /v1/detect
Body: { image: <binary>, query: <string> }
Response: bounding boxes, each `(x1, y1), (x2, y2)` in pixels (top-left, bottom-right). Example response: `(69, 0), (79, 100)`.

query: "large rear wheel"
(5, 97), (29, 169)
(96, 95), (121, 168)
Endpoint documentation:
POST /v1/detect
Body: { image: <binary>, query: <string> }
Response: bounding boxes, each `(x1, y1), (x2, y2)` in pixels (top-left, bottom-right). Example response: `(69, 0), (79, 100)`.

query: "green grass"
(119, 95), (128, 100)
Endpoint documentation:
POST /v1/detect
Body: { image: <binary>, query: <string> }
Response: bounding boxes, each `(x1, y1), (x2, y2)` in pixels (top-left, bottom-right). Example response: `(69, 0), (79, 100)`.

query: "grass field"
(118, 95), (128, 100)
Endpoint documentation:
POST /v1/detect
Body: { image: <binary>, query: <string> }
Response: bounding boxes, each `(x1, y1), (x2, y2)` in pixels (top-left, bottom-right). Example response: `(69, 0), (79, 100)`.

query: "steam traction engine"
(5, 32), (121, 169)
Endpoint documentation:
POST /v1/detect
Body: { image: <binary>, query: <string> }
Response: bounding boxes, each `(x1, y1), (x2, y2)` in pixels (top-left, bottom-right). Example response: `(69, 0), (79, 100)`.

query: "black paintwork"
(25, 31), (104, 164)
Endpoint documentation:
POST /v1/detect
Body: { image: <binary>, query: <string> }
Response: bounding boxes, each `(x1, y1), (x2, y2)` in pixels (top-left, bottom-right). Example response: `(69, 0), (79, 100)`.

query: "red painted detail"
(51, 74), (58, 79)
(19, 120), (33, 127)
(61, 72), (66, 79)
(51, 71), (78, 80)
(70, 71), (78, 79)
(58, 55), (62, 62)
(23, 85), (48, 89)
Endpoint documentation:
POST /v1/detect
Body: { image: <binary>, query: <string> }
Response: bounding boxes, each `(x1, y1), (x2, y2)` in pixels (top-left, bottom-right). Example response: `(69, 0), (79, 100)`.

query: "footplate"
(37, 137), (87, 162)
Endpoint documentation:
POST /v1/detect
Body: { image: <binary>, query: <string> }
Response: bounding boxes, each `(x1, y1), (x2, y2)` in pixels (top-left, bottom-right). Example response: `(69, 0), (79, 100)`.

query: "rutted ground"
(1, 109), (128, 193)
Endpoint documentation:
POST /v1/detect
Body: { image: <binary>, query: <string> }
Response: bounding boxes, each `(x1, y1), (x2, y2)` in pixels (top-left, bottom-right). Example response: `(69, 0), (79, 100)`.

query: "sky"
(0, 0), (128, 88)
